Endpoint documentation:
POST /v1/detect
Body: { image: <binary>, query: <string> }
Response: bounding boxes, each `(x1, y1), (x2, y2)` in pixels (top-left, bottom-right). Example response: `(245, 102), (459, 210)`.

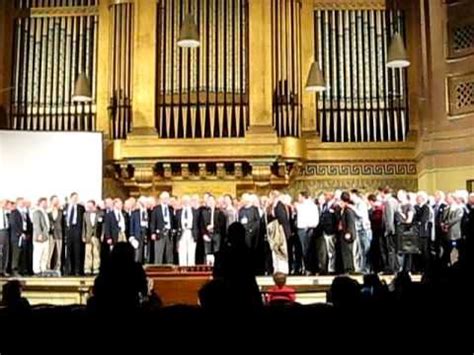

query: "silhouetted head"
(393, 271), (412, 291)
(2, 280), (23, 305)
(329, 276), (360, 308)
(110, 242), (135, 266)
(198, 279), (230, 311)
(227, 222), (246, 249)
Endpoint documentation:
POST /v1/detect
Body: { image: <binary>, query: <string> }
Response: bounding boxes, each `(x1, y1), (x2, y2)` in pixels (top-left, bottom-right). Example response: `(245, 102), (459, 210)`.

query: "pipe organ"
(315, 7), (409, 142)
(109, 0), (134, 139)
(156, 0), (249, 139)
(10, 0), (98, 131)
(271, 0), (302, 138)
(4, 0), (459, 196)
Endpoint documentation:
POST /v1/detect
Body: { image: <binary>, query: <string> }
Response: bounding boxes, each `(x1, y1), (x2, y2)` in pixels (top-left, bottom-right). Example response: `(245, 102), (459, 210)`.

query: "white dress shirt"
(162, 205), (171, 229)
(181, 207), (193, 230)
(115, 209), (126, 232)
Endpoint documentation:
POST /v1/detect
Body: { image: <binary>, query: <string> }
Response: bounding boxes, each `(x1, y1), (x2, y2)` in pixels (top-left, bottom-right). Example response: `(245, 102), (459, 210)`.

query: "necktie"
(184, 208), (189, 219)
(70, 206), (75, 226)
(164, 206), (168, 218)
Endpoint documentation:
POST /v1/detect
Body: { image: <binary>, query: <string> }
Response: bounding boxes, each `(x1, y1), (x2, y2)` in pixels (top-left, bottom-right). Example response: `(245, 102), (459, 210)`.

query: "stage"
(0, 265), (422, 306)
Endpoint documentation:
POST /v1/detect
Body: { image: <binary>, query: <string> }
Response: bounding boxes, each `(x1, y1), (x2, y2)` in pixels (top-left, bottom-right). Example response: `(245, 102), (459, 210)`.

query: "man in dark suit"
(238, 193), (260, 252)
(340, 192), (357, 274)
(432, 190), (447, 263)
(319, 192), (341, 274)
(104, 198), (126, 246)
(9, 198), (30, 276)
(124, 198), (136, 241)
(0, 199), (10, 276)
(64, 192), (85, 276)
(130, 197), (149, 263)
(200, 195), (226, 265)
(414, 191), (434, 272)
(176, 195), (200, 266)
(150, 192), (175, 265)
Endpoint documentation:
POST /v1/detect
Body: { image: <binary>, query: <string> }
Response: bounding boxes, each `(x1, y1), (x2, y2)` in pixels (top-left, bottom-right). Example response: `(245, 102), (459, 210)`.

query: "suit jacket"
(320, 202), (341, 236)
(48, 209), (63, 240)
(341, 207), (357, 242)
(9, 209), (24, 241)
(442, 207), (464, 241)
(238, 206), (260, 239)
(82, 211), (101, 243)
(9, 209), (32, 241)
(176, 207), (200, 241)
(150, 204), (175, 234)
(33, 209), (49, 242)
(383, 196), (399, 236)
(274, 201), (291, 239)
(433, 202), (447, 227)
(199, 207), (226, 239)
(64, 204), (85, 231)
(104, 210), (124, 243)
(415, 203), (433, 238)
(130, 209), (149, 241)
(124, 210), (133, 238)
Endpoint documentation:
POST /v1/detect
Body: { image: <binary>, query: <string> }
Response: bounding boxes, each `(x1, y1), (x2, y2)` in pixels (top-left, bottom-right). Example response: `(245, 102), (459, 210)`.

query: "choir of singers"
(0, 187), (472, 277)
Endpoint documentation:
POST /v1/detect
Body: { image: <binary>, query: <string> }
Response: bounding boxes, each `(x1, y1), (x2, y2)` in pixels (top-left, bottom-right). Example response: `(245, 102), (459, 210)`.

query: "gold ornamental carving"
(15, 6), (99, 18)
(132, 163), (154, 186)
(313, 0), (385, 11)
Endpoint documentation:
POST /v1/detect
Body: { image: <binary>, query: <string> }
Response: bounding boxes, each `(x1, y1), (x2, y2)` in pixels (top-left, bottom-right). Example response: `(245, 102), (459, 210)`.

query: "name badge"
(241, 217), (248, 225)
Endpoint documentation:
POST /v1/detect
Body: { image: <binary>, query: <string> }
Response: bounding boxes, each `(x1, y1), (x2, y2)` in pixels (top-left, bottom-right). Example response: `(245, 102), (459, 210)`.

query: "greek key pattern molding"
(299, 161), (417, 177)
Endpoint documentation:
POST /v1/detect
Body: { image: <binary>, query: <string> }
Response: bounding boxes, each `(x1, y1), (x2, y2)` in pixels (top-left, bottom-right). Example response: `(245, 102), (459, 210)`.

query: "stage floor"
(0, 273), (422, 306)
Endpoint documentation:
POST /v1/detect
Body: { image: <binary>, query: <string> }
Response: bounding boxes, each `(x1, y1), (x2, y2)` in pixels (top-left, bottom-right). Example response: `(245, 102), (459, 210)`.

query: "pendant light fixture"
(177, 13), (200, 48)
(305, 61), (326, 92)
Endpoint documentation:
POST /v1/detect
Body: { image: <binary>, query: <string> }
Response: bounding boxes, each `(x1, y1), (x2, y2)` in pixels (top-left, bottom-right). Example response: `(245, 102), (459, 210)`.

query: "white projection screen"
(0, 131), (103, 203)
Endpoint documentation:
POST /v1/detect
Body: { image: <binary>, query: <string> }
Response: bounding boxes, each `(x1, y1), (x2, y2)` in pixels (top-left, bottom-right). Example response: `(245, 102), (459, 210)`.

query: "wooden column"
(96, 0), (111, 137)
(301, 0), (317, 135)
(131, 0), (156, 135)
(247, 0), (274, 134)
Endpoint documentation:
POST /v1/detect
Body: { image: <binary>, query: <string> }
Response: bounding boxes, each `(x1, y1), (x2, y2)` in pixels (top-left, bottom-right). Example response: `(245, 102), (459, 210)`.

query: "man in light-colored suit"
(441, 193), (464, 266)
(33, 198), (50, 275)
(82, 200), (101, 275)
(48, 195), (63, 274)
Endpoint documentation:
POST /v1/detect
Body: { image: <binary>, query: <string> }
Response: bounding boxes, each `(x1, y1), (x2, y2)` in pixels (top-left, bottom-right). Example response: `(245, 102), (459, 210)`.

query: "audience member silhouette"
(88, 242), (148, 314)
(1, 280), (31, 314)
(328, 276), (361, 308)
(198, 279), (231, 312)
(213, 222), (263, 310)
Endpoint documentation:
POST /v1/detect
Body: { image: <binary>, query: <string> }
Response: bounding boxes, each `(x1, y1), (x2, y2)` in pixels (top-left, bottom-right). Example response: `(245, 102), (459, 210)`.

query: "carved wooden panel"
(448, 73), (474, 116)
(447, 1), (474, 58)
(449, 20), (474, 58)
